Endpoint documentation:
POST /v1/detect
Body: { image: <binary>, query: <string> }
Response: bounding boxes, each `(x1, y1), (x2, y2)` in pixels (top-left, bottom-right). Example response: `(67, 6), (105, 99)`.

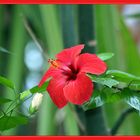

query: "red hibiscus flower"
(38, 45), (107, 108)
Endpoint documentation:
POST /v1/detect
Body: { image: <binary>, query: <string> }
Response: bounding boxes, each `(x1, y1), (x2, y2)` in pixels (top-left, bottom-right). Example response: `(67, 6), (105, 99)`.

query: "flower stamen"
(48, 59), (59, 68)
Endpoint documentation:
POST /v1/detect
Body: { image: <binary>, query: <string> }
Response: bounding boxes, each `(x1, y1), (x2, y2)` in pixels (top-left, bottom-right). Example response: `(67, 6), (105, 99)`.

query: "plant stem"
(78, 5), (109, 135)
(111, 108), (136, 135)
(60, 4), (80, 135)
(37, 5), (63, 135)
(68, 104), (86, 134)
(23, 17), (48, 60)
(3, 5), (26, 135)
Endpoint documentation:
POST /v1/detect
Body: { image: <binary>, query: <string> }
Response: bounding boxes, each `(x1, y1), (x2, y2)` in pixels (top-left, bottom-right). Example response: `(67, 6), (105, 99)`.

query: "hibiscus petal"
(77, 53), (107, 75)
(38, 67), (61, 87)
(63, 73), (93, 105)
(47, 75), (68, 108)
(56, 44), (84, 65)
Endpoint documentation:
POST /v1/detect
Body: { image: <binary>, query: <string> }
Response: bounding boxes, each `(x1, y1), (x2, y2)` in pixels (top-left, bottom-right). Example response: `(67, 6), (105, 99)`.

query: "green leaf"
(20, 80), (50, 101)
(30, 80), (50, 94)
(126, 13), (140, 19)
(123, 88), (140, 111)
(83, 86), (140, 112)
(95, 5), (124, 69)
(95, 5), (140, 133)
(95, 5), (140, 75)
(129, 82), (140, 90)
(0, 115), (28, 131)
(0, 76), (15, 90)
(120, 19), (140, 76)
(83, 88), (122, 111)
(89, 75), (119, 88)
(126, 96), (140, 111)
(97, 52), (114, 61)
(0, 47), (12, 54)
(106, 70), (140, 83)
(0, 98), (12, 105)
(106, 70), (140, 90)
(19, 90), (31, 101)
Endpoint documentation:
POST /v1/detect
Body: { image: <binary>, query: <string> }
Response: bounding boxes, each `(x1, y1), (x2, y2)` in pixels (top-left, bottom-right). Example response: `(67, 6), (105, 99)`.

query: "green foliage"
(0, 98), (12, 105)
(83, 86), (140, 112)
(106, 70), (140, 84)
(123, 88), (140, 111)
(97, 53), (114, 61)
(126, 13), (140, 18)
(20, 80), (50, 101)
(30, 80), (50, 94)
(84, 70), (140, 113)
(37, 5), (64, 135)
(95, 5), (122, 69)
(19, 90), (31, 101)
(0, 115), (28, 131)
(29, 105), (37, 115)
(1, 65), (140, 133)
(120, 19), (140, 75)
(0, 76), (15, 90)
(1, 4), (140, 135)
(0, 75), (50, 132)
(89, 75), (119, 88)
(0, 47), (12, 54)
(106, 70), (140, 90)
(95, 5), (140, 134)
(83, 88), (122, 111)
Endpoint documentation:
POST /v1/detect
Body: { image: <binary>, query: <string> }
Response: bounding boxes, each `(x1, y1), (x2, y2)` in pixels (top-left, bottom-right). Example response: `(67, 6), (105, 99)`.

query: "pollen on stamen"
(48, 59), (59, 68)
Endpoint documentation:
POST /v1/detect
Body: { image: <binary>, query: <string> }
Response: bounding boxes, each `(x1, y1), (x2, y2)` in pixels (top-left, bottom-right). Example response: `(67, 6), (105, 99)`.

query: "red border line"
(1, 0), (140, 4)
(1, 136), (140, 140)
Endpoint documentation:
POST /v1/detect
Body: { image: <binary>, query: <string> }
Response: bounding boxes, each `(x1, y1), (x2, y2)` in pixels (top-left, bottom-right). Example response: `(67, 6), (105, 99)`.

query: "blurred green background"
(1, 4), (140, 135)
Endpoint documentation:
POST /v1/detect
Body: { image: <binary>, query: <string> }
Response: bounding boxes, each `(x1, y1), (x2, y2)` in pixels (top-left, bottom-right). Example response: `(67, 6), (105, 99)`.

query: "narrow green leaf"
(0, 115), (28, 131)
(106, 70), (140, 83)
(95, 5), (140, 134)
(95, 5), (124, 69)
(120, 18), (140, 76)
(89, 75), (119, 88)
(0, 47), (12, 54)
(20, 80), (50, 101)
(30, 80), (50, 94)
(126, 13), (140, 19)
(0, 98), (12, 105)
(97, 52), (114, 61)
(0, 76), (15, 90)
